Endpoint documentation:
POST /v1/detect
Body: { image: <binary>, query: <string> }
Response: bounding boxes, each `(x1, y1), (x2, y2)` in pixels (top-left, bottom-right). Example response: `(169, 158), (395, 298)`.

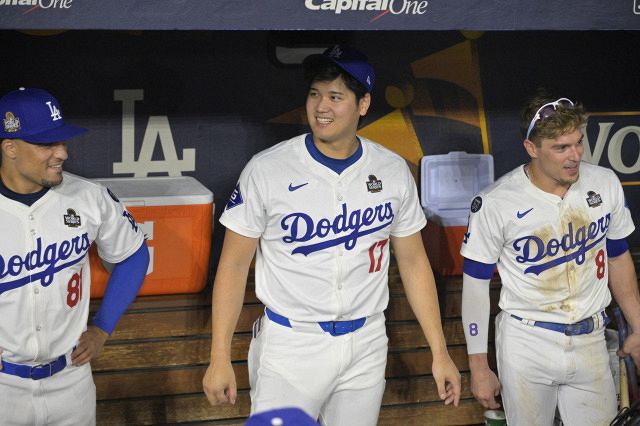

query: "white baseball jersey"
(220, 133), (426, 321)
(461, 161), (634, 324)
(0, 172), (145, 364)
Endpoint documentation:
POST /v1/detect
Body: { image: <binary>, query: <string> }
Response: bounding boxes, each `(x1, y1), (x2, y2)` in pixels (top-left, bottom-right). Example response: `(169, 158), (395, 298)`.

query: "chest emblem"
(63, 209), (81, 228)
(586, 191), (602, 208)
(366, 175), (382, 193)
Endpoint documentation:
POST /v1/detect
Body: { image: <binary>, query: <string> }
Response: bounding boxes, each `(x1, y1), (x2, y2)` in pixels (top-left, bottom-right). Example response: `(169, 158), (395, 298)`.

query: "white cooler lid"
(91, 176), (213, 206)
(420, 151), (494, 215)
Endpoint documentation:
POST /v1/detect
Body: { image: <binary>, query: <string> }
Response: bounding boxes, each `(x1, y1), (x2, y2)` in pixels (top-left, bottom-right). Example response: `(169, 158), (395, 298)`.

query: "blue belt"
(0, 354), (67, 380)
(265, 308), (366, 337)
(511, 312), (608, 336)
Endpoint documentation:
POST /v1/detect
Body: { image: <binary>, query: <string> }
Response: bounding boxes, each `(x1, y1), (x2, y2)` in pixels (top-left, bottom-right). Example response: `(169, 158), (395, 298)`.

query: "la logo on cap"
(0, 87), (87, 143)
(328, 45), (343, 59)
(46, 101), (62, 121)
(3, 111), (20, 133)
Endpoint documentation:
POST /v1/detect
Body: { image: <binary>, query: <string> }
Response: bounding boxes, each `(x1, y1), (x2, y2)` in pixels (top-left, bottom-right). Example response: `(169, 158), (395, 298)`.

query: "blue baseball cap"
(0, 87), (87, 144)
(304, 44), (375, 93)
(245, 407), (319, 426)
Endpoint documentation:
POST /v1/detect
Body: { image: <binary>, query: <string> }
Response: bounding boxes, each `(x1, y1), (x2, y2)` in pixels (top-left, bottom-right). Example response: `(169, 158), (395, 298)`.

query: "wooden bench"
(91, 261), (502, 425)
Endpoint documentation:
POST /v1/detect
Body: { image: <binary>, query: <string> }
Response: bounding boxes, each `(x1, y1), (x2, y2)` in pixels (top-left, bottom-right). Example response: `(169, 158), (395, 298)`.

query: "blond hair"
(520, 90), (586, 146)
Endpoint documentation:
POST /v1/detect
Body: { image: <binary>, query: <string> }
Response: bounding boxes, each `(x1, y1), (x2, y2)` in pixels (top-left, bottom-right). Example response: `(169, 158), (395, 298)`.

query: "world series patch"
(3, 111), (20, 133)
(366, 175), (382, 193)
(586, 191), (602, 208)
(64, 208), (81, 228)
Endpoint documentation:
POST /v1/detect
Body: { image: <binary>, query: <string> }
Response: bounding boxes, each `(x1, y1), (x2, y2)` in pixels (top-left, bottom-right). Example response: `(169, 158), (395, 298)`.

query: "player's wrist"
(430, 346), (450, 359)
(625, 318), (640, 333)
(92, 325), (109, 336)
(90, 323), (111, 337)
(210, 349), (232, 363)
(468, 353), (491, 371)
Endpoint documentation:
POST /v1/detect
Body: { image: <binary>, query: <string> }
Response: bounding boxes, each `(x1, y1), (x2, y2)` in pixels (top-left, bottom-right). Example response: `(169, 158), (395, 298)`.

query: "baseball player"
(202, 45), (460, 425)
(461, 90), (640, 425)
(0, 87), (149, 425)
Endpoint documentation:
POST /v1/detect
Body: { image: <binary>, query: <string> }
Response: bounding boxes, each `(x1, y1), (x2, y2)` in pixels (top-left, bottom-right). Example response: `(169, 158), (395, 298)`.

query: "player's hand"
(71, 326), (109, 366)
(431, 352), (461, 406)
(619, 331), (640, 369)
(203, 359), (237, 406)
(470, 366), (501, 409)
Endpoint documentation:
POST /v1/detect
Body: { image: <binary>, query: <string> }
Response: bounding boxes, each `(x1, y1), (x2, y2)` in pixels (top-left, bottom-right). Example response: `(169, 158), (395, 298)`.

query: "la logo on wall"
(113, 89), (195, 177)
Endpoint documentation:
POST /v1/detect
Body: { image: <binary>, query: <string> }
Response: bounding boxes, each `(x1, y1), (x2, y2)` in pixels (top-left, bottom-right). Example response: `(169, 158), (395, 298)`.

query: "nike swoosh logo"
(288, 182), (308, 192)
(517, 208), (534, 219)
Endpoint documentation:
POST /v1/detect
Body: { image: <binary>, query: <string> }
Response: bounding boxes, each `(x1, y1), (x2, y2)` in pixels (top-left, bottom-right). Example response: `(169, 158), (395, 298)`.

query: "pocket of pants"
(0, 375), (21, 422)
(70, 365), (96, 402)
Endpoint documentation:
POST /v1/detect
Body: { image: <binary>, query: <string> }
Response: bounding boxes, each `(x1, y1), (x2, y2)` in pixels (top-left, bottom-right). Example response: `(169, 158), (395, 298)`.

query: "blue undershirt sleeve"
(606, 238), (629, 259)
(462, 258), (496, 280)
(92, 243), (150, 334)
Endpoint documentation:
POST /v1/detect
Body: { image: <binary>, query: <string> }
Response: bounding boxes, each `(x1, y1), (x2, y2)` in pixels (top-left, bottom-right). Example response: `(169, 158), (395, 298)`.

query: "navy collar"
(305, 134), (362, 175)
(0, 177), (49, 207)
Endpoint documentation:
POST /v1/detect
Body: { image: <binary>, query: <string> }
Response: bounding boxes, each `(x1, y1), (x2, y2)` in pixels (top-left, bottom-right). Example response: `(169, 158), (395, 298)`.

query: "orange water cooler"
(420, 152), (493, 276)
(89, 176), (214, 297)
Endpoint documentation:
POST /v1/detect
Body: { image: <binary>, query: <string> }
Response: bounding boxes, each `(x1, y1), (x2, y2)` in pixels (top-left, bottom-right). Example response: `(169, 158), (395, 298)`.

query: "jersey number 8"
(67, 268), (83, 308)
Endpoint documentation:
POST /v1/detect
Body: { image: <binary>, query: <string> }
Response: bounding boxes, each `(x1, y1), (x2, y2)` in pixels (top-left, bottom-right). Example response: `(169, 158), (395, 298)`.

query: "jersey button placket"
(28, 211), (44, 358)
(336, 179), (344, 202)
(335, 180), (346, 317)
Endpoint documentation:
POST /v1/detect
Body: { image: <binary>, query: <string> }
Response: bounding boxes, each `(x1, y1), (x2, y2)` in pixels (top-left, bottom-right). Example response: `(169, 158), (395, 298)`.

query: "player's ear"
(1, 139), (18, 160)
(523, 138), (538, 159)
(358, 93), (371, 117)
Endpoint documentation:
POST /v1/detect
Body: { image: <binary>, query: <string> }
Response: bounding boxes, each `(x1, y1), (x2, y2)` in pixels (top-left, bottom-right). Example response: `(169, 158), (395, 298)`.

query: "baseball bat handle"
(613, 307), (639, 404)
(624, 355), (639, 403)
(621, 358), (630, 409)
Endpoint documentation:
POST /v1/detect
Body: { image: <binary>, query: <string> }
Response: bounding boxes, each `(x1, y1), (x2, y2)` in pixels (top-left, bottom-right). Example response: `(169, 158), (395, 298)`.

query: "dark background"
(2, 29), (640, 276)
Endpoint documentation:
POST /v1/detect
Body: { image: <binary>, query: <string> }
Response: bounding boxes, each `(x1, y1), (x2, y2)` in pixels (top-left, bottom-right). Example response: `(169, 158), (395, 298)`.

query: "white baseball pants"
(248, 311), (388, 426)
(0, 359), (96, 426)
(496, 311), (616, 426)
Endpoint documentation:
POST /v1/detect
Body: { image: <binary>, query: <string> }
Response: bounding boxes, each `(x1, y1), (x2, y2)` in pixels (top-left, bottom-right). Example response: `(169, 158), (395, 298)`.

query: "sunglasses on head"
(525, 98), (574, 140)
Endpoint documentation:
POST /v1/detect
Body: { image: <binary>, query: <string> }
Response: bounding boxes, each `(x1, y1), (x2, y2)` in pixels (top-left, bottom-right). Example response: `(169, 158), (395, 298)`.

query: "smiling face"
(0, 138), (68, 193)
(305, 76), (371, 158)
(525, 127), (584, 196)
